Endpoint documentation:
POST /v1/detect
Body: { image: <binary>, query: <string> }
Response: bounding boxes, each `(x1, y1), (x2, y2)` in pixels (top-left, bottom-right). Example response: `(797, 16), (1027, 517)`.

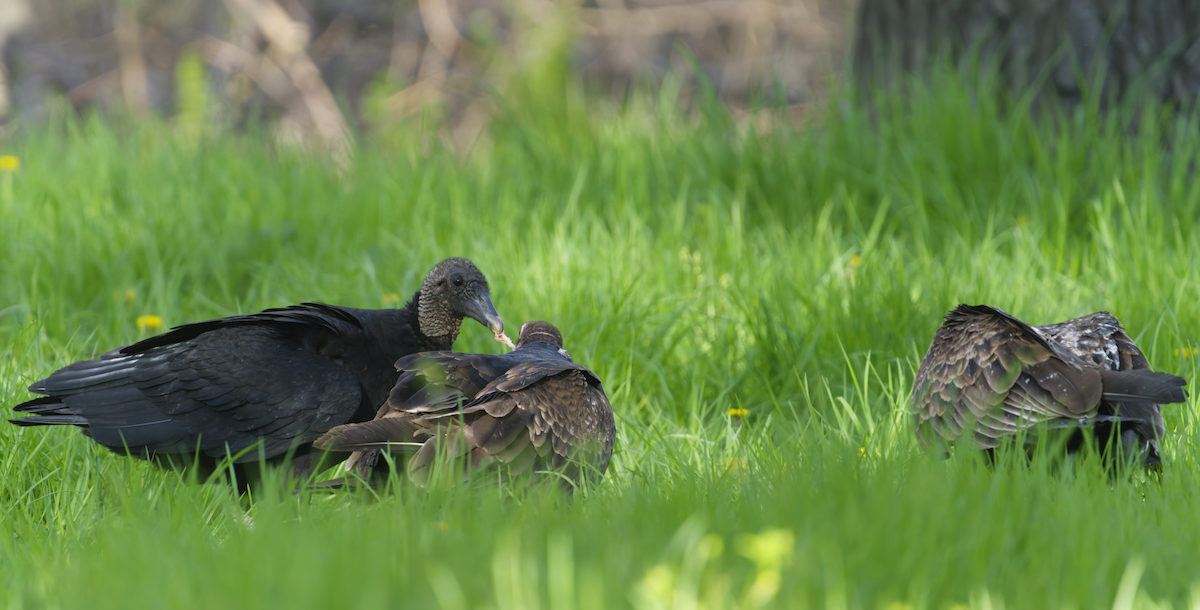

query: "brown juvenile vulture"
(912, 304), (1188, 467)
(9, 258), (514, 490)
(314, 321), (616, 492)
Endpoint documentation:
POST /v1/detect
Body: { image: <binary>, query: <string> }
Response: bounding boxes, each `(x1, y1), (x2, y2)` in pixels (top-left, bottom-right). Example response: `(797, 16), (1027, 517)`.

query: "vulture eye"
(452, 275), (464, 287)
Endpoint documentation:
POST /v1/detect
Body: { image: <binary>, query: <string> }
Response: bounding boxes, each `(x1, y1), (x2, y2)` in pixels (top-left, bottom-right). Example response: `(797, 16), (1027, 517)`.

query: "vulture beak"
(464, 293), (515, 350)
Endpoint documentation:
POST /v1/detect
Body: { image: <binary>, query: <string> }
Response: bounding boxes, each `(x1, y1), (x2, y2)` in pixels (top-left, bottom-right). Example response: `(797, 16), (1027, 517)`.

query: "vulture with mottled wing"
(10, 258), (514, 489)
(314, 321), (616, 491)
(912, 304), (1187, 466)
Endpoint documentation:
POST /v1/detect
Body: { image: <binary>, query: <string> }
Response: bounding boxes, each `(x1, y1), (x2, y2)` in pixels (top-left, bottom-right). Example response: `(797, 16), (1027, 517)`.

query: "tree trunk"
(853, 0), (1200, 108)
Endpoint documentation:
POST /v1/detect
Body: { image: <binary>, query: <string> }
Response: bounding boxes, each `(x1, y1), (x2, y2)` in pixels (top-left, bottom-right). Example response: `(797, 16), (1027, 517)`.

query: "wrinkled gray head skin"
(418, 257), (503, 342)
(516, 321), (563, 348)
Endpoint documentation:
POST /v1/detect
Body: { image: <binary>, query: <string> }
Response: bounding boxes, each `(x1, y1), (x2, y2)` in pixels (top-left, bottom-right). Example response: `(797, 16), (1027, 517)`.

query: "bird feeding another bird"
(8, 258), (511, 492)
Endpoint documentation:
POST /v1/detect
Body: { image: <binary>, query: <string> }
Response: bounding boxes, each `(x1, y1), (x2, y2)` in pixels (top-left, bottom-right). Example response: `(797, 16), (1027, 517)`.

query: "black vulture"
(314, 321), (616, 492)
(912, 304), (1188, 467)
(9, 257), (514, 489)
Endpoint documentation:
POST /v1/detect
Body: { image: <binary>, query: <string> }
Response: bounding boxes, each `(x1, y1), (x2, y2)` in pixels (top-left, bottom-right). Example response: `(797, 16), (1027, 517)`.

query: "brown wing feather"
(471, 360), (602, 398)
(461, 369), (616, 487)
(407, 424), (494, 488)
(324, 340), (616, 490)
(312, 413), (435, 478)
(387, 352), (495, 414)
(912, 305), (1106, 451)
(313, 416), (426, 452)
(470, 412), (535, 458)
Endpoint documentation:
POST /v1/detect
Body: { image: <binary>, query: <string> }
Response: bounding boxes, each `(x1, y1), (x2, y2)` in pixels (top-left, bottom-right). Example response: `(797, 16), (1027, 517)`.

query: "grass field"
(2, 77), (1200, 608)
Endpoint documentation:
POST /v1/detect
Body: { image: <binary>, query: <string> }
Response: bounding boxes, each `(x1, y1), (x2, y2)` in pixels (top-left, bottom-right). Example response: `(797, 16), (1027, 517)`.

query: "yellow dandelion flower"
(124, 289), (137, 304)
(382, 293), (400, 306)
(136, 315), (163, 332)
(738, 529), (794, 570)
(0, 155), (19, 172)
(859, 446), (867, 457)
(638, 564), (676, 607)
(728, 408), (749, 418)
(849, 254), (863, 270)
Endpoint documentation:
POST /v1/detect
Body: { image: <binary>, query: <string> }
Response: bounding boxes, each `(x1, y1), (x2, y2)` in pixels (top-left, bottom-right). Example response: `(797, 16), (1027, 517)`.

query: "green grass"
(2, 75), (1200, 608)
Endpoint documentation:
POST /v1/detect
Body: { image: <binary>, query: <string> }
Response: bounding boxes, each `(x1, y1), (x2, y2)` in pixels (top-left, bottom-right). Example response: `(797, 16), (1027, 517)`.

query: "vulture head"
(517, 321), (564, 347)
(418, 258), (513, 348)
(517, 321), (573, 360)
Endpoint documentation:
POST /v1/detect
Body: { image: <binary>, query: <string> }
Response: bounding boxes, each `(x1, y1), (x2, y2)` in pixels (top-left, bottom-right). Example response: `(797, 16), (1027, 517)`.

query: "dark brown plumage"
(314, 321), (615, 492)
(9, 258), (509, 489)
(912, 304), (1188, 467)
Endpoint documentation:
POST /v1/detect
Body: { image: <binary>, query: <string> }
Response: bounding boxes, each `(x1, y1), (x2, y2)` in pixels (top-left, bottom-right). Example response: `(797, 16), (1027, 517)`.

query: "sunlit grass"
(2, 74), (1200, 608)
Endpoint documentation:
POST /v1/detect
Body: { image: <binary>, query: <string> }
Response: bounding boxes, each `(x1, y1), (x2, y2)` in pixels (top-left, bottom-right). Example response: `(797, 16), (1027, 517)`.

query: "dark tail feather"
(13, 396), (64, 413)
(9, 397), (89, 426)
(326, 440), (424, 452)
(1099, 369), (1188, 404)
(10, 415), (88, 426)
(310, 477), (352, 489)
(313, 417), (424, 453)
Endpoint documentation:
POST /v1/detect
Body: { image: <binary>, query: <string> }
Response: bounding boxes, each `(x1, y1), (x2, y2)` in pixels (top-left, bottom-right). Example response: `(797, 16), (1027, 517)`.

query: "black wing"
(119, 303), (363, 355)
(13, 305), (375, 462)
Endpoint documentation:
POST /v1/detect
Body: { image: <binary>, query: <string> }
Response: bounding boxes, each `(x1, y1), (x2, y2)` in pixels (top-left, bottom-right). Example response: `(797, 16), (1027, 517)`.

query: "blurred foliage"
(0, 0), (853, 146)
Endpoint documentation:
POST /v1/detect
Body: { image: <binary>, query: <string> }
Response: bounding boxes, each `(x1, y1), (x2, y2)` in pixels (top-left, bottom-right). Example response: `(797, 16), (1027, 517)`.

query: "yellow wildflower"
(124, 289), (137, 305)
(0, 155), (19, 172)
(738, 528), (794, 607)
(848, 254), (862, 270)
(382, 293), (401, 306)
(638, 564), (676, 607)
(726, 457), (747, 471)
(738, 529), (794, 570)
(136, 315), (163, 332)
(1177, 347), (1198, 359)
(728, 408), (749, 418)
(437, 521), (449, 532)
(745, 570), (782, 608)
(859, 446), (867, 457)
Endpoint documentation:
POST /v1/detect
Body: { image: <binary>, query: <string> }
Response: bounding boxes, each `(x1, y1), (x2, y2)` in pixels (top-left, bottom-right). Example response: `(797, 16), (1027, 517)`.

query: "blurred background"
(0, 0), (852, 153)
(1, 1), (1197, 154)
